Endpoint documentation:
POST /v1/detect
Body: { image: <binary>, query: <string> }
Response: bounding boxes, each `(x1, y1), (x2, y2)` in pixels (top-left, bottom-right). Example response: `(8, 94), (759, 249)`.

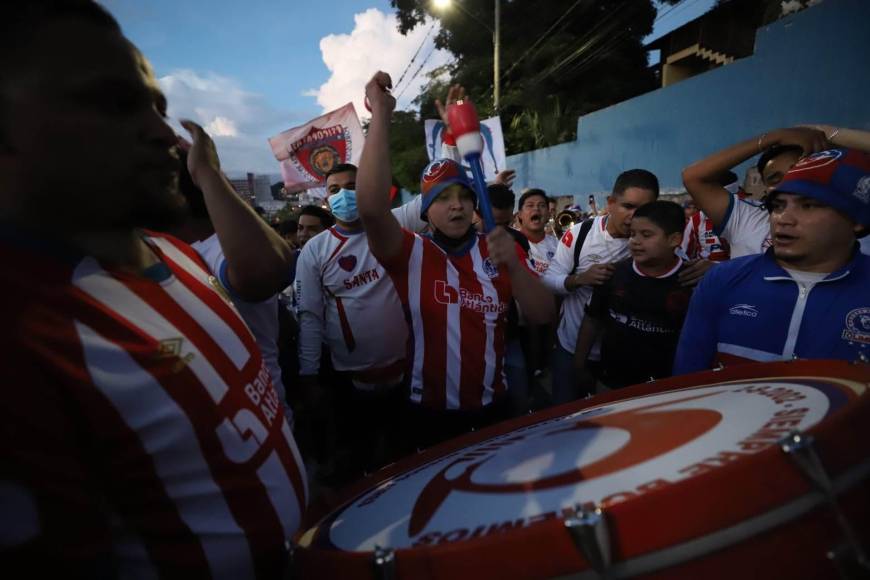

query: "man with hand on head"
(0, 2), (305, 577)
(357, 71), (554, 449)
(682, 125), (870, 258)
(675, 148), (870, 374)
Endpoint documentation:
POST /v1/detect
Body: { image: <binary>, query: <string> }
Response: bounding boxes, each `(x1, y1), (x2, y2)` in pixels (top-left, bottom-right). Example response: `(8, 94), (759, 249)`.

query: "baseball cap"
(419, 159), (475, 220)
(772, 148), (870, 228)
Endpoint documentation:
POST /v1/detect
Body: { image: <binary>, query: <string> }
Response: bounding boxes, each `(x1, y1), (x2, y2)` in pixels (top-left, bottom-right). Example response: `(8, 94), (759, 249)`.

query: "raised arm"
(356, 72), (404, 263)
(681, 128), (829, 227)
(802, 124), (870, 153)
(487, 227), (555, 324)
(182, 120), (294, 301)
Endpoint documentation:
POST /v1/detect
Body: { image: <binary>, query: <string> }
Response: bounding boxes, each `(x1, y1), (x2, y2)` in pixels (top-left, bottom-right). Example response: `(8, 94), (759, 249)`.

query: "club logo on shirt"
(842, 307), (870, 344)
(729, 304), (759, 318)
(561, 230), (574, 248)
(338, 255), (358, 272)
(482, 257), (499, 279)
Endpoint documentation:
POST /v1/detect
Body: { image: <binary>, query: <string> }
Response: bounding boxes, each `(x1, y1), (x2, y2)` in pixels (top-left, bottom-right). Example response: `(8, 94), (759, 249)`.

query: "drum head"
(294, 360), (870, 579)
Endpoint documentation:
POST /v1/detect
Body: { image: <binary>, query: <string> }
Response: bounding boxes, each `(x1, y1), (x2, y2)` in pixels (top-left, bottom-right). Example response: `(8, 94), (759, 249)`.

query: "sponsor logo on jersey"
(842, 307), (870, 344)
(729, 304), (759, 318)
(561, 230), (573, 248)
(343, 267), (380, 289)
(434, 280), (507, 314)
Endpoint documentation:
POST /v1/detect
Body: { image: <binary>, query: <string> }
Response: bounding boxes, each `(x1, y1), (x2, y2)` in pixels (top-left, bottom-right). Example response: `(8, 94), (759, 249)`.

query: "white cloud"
(158, 70), (314, 175)
(205, 116), (238, 137)
(308, 8), (453, 116)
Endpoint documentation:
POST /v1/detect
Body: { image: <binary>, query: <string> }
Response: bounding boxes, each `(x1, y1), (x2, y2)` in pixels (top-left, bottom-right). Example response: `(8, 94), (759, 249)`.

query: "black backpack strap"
(572, 218), (595, 274)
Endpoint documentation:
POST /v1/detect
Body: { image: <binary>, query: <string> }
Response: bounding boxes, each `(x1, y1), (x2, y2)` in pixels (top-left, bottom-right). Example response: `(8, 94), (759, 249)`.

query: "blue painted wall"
(507, 0), (870, 207)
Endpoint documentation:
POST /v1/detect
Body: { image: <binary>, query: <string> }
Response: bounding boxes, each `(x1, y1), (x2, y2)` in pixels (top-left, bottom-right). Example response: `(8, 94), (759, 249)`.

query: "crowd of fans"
(3, 2), (869, 577)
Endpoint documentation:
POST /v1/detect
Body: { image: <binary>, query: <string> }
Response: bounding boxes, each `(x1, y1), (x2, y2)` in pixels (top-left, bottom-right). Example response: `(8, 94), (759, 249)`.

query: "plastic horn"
(447, 99), (495, 232)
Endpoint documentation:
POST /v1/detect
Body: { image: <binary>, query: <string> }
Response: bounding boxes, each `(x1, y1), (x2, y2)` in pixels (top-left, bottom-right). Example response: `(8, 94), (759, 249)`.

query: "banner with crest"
(268, 103), (364, 195)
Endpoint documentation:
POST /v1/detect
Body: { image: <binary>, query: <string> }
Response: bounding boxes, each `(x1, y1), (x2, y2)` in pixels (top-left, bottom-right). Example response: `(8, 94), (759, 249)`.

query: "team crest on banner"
(268, 103), (364, 196)
(425, 117), (506, 181)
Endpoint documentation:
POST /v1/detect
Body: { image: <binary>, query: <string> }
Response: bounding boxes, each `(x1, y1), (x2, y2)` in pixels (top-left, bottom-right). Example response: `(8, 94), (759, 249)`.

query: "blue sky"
(101, 0), (716, 174)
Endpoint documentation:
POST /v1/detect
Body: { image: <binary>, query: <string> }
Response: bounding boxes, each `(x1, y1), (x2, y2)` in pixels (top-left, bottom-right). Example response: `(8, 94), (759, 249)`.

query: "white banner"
(268, 103), (364, 194)
(424, 116), (506, 181)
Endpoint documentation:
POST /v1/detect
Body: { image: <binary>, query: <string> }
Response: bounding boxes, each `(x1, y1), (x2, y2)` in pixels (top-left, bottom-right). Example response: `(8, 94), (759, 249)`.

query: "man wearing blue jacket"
(675, 148), (870, 373)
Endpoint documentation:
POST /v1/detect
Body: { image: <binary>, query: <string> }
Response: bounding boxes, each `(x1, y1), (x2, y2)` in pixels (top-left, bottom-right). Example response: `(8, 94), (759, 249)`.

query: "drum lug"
(372, 545), (396, 580)
(779, 431), (870, 575)
(564, 503), (612, 578)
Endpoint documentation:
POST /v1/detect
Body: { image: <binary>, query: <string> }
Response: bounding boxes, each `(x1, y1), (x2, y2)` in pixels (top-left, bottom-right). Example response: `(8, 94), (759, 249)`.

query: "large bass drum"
(293, 360), (870, 579)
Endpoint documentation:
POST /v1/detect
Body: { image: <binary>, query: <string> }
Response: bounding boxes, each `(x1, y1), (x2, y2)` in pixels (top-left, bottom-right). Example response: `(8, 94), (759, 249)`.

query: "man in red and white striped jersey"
(357, 73), (555, 448)
(0, 3), (305, 577)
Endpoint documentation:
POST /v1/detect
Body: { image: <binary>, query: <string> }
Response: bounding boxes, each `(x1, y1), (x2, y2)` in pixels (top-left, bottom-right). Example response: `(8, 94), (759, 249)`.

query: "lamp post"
(433, 0), (501, 112)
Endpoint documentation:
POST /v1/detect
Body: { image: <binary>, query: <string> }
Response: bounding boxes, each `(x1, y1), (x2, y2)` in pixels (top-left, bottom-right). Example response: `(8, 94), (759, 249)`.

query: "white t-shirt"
(295, 197), (425, 387)
(717, 195), (771, 259)
(526, 233), (559, 274)
(541, 216), (630, 354)
(191, 234), (289, 420)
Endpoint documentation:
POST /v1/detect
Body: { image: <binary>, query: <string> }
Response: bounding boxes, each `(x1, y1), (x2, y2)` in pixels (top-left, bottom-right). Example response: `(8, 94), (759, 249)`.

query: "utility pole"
(493, 0), (500, 112)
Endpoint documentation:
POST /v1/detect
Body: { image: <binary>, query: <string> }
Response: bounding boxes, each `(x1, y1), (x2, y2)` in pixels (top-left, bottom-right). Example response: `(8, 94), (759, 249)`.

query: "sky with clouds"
(101, 0), (715, 176)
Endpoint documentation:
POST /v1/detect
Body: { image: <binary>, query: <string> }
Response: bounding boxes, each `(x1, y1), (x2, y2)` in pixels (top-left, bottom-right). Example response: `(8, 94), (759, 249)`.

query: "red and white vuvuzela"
(447, 99), (496, 232)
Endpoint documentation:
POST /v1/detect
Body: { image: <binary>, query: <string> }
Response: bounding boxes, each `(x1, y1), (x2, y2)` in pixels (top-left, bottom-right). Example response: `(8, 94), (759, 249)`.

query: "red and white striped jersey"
(682, 210), (730, 262)
(0, 231), (306, 579)
(382, 230), (525, 411)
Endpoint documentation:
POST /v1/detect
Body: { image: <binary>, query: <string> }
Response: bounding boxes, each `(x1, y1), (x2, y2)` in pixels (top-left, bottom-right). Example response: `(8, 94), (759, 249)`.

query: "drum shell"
(293, 360), (870, 580)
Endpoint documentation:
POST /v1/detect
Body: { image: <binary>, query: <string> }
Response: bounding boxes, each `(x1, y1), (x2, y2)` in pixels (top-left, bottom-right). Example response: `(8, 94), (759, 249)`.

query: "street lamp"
(432, 0), (501, 112)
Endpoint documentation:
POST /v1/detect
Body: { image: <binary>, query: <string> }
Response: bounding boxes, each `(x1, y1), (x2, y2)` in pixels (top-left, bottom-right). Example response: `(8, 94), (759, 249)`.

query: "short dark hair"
(715, 170), (739, 188)
(324, 163), (357, 181)
(299, 204), (334, 228)
(632, 200), (685, 235)
(277, 219), (297, 236)
(612, 169), (660, 199)
(0, 2), (122, 135)
(487, 183), (515, 210)
(518, 188), (548, 208)
(756, 145), (803, 175)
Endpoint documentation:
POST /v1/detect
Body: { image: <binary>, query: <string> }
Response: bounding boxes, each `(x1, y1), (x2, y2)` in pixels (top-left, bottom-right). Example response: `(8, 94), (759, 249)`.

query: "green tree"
(391, 0), (680, 154)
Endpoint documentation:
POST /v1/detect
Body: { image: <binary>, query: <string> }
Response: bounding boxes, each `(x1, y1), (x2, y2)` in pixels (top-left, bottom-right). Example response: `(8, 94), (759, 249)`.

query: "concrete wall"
(507, 0), (870, 207)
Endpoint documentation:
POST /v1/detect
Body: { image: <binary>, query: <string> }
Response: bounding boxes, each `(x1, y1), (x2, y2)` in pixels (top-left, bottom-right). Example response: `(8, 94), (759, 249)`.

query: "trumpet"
(553, 209), (583, 238)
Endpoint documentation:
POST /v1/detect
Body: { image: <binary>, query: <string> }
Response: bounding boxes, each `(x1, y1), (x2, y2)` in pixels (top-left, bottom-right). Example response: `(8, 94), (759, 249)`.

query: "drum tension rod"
(779, 430), (870, 575)
(564, 503), (613, 579)
(372, 545), (397, 580)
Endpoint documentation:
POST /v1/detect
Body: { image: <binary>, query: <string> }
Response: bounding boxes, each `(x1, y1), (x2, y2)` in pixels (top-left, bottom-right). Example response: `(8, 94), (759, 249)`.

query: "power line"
(393, 42), (439, 103)
(500, 0), (590, 82)
(391, 21), (437, 97)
